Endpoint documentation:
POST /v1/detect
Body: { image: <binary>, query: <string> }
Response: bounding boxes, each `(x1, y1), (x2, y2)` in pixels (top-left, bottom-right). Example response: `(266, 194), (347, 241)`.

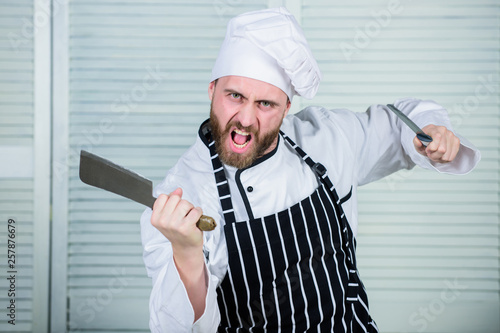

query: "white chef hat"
(210, 7), (321, 100)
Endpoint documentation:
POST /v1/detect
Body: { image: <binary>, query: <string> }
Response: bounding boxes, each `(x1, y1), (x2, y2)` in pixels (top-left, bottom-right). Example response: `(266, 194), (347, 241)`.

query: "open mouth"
(231, 129), (252, 149)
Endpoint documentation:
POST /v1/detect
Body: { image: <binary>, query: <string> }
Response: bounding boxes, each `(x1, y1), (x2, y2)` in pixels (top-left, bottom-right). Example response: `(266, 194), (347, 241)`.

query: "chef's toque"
(210, 7), (321, 100)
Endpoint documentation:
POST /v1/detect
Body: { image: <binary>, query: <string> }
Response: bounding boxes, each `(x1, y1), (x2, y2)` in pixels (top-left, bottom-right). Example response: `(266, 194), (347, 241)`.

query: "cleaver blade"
(79, 150), (216, 231)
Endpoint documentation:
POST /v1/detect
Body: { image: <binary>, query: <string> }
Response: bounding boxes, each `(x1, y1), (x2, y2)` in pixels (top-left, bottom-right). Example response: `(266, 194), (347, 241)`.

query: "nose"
(236, 102), (257, 128)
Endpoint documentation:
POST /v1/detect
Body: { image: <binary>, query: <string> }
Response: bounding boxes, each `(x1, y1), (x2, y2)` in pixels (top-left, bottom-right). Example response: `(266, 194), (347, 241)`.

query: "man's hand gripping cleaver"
(79, 150), (217, 231)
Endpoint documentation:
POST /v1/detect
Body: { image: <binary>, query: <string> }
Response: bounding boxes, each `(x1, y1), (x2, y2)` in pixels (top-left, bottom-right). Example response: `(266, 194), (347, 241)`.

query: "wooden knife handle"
(196, 215), (217, 231)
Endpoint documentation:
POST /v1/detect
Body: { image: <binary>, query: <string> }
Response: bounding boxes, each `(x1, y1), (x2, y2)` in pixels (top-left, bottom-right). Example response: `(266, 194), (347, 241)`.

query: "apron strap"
(202, 124), (237, 224)
(280, 130), (356, 269)
(280, 130), (342, 209)
(280, 130), (332, 185)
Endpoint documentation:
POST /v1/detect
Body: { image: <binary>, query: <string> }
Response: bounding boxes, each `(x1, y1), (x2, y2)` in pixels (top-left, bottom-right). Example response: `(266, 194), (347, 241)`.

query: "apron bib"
(204, 128), (378, 333)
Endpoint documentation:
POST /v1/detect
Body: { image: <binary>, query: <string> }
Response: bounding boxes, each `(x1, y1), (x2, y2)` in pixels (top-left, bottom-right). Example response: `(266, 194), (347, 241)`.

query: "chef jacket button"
(247, 186), (253, 192)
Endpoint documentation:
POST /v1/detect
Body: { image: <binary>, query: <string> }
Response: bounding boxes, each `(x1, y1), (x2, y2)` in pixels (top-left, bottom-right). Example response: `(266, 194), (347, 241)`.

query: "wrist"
(172, 246), (205, 280)
(172, 245), (208, 322)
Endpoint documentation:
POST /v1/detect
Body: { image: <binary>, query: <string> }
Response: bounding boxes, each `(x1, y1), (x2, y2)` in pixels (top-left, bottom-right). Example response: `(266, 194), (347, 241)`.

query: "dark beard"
(209, 103), (281, 169)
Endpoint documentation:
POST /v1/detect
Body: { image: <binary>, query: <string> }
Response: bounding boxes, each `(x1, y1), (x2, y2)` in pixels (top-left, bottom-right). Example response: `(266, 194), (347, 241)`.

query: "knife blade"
(387, 104), (433, 147)
(79, 150), (216, 231)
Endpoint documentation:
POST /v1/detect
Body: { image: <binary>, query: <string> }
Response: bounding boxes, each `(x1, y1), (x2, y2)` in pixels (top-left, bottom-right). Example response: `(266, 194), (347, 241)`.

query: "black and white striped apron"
(206, 129), (378, 332)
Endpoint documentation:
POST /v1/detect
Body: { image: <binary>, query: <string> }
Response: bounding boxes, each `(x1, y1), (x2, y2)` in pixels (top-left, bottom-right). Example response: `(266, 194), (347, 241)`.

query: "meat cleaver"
(79, 150), (216, 231)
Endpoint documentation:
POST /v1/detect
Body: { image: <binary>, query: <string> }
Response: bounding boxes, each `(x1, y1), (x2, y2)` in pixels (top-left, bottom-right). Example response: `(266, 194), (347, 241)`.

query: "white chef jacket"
(140, 98), (480, 332)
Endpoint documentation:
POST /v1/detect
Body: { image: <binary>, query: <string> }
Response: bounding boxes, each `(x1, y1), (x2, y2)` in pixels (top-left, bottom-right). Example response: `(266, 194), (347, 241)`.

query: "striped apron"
(206, 129), (378, 332)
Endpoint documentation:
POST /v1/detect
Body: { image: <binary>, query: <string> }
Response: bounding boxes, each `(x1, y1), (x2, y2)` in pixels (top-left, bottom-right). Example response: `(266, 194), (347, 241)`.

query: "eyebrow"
(223, 88), (282, 107)
(223, 88), (244, 98)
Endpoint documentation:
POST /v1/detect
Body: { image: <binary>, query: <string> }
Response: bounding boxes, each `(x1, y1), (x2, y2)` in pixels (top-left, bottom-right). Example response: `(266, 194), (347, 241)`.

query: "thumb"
(413, 136), (426, 156)
(170, 187), (183, 198)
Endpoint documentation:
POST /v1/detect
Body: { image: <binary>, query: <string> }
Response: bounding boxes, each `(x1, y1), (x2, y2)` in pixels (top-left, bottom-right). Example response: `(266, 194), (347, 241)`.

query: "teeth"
(234, 129), (250, 136)
(232, 129), (250, 149)
(233, 141), (249, 149)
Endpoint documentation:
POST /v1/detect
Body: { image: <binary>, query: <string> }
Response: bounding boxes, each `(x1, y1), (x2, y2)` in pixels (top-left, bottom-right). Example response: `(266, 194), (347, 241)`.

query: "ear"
(208, 81), (216, 101)
(283, 98), (292, 117)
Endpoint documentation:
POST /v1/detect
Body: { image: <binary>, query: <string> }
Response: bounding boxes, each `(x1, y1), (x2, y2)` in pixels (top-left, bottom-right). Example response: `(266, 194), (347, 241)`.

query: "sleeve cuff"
(149, 258), (194, 331)
(193, 267), (221, 332)
(150, 260), (220, 332)
(397, 100), (481, 175)
(428, 133), (482, 175)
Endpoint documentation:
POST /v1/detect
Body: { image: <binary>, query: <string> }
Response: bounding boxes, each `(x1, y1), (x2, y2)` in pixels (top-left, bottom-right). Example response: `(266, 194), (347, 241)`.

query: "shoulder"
(283, 105), (361, 130)
(281, 106), (360, 147)
(280, 106), (359, 185)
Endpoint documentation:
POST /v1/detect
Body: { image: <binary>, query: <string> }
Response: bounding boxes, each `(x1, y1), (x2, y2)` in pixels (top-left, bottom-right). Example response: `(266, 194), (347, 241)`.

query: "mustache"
(225, 121), (258, 135)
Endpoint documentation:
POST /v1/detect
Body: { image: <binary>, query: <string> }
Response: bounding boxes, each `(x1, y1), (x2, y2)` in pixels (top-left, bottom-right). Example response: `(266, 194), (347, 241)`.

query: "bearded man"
(140, 7), (480, 333)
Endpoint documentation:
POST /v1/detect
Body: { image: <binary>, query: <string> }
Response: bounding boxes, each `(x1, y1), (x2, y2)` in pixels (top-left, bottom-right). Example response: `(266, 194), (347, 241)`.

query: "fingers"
(151, 188), (202, 236)
(447, 136), (461, 161)
(418, 125), (461, 163)
(151, 189), (204, 266)
(425, 131), (446, 160)
(413, 136), (426, 155)
(171, 187), (183, 197)
(151, 193), (168, 224)
(187, 207), (203, 226)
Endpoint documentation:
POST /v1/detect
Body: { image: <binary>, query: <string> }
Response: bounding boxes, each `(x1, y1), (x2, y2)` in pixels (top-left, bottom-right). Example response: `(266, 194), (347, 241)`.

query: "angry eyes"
(229, 92), (274, 108)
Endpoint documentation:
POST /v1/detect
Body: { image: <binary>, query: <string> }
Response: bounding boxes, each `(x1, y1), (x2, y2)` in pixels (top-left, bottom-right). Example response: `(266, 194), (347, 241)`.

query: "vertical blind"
(0, 1), (35, 332)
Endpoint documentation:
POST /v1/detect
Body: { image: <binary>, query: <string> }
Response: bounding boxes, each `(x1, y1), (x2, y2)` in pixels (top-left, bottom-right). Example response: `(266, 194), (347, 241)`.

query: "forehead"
(216, 76), (288, 101)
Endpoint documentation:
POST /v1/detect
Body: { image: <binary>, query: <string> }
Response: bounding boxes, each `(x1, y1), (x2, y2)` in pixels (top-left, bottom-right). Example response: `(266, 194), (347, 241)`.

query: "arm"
(140, 187), (221, 332)
(393, 98), (481, 175)
(151, 188), (206, 320)
(349, 98), (480, 185)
